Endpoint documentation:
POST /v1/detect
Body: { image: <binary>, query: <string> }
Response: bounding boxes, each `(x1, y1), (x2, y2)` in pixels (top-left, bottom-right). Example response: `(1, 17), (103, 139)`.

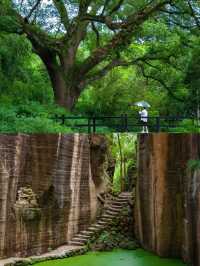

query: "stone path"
(0, 192), (133, 266)
(0, 245), (86, 266)
(69, 192), (133, 246)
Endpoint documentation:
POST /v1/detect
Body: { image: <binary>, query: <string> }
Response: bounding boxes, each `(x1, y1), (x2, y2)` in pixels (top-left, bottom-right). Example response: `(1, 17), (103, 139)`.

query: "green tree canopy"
(0, 0), (199, 110)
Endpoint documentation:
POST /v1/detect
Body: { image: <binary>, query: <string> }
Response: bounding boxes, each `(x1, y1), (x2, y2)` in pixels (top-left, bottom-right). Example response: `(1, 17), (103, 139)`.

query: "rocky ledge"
(0, 245), (87, 266)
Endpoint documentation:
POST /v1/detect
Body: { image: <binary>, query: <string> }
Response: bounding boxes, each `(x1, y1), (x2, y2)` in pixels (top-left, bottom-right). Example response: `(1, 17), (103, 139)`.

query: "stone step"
(119, 197), (133, 200)
(87, 226), (100, 232)
(110, 205), (125, 209)
(69, 241), (85, 247)
(100, 217), (112, 223)
(105, 209), (120, 215)
(119, 193), (132, 197)
(101, 215), (113, 219)
(107, 207), (122, 212)
(115, 199), (129, 202)
(76, 233), (91, 238)
(68, 193), (133, 248)
(109, 204), (123, 209)
(69, 238), (85, 244)
(119, 192), (132, 195)
(105, 199), (118, 204)
(97, 220), (108, 225)
(69, 241), (85, 246)
(91, 224), (104, 229)
(101, 214), (114, 218)
(102, 212), (116, 217)
(78, 231), (94, 236)
(113, 201), (128, 205)
(113, 199), (128, 205)
(72, 237), (89, 242)
(112, 200), (126, 204)
(92, 223), (105, 228)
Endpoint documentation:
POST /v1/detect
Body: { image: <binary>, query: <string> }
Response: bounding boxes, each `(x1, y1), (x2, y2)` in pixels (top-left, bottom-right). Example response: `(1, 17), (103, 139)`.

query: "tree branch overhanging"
(101, 0), (111, 15)
(25, 0), (41, 21)
(91, 22), (100, 47)
(79, 0), (93, 16)
(83, 52), (186, 103)
(84, 54), (172, 85)
(138, 63), (184, 102)
(187, 0), (200, 29)
(52, 0), (69, 30)
(79, 0), (174, 77)
(109, 0), (124, 15)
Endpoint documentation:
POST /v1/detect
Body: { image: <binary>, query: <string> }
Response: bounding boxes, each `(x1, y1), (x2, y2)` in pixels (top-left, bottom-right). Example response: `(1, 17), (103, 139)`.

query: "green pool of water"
(35, 249), (187, 266)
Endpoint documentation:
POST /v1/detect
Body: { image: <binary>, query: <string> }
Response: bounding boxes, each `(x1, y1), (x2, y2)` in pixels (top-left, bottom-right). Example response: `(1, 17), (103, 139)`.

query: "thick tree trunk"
(48, 67), (67, 108)
(43, 56), (81, 110)
(53, 81), (81, 111)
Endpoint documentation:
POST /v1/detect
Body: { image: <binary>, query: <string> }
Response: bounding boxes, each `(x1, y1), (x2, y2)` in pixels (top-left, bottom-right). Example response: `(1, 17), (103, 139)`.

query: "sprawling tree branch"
(138, 63), (184, 102)
(101, 0), (111, 15)
(84, 54), (174, 85)
(25, 0), (41, 20)
(79, 0), (174, 77)
(81, 14), (123, 30)
(79, 0), (92, 16)
(109, 0), (124, 15)
(187, 0), (200, 29)
(52, 0), (69, 31)
(91, 22), (100, 47)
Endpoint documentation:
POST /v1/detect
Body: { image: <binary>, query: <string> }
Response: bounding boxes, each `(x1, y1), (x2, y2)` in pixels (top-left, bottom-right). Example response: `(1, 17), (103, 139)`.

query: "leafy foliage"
(109, 134), (137, 192)
(187, 159), (200, 171)
(0, 1), (199, 131)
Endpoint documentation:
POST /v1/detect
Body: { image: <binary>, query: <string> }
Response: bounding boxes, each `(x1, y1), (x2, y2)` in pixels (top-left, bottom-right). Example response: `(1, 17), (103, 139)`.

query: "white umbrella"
(134, 101), (151, 108)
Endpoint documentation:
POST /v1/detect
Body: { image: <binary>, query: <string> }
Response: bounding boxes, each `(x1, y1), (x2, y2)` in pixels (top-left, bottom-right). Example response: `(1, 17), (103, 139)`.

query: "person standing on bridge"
(139, 107), (148, 133)
(133, 101), (150, 133)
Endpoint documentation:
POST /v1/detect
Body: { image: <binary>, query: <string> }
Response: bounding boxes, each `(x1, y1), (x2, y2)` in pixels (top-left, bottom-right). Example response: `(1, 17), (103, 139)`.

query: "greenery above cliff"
(0, 1), (200, 132)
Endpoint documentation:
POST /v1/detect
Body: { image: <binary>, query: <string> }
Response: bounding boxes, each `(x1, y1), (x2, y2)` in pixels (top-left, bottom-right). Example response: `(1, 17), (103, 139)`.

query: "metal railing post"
(61, 114), (65, 125)
(156, 116), (160, 132)
(55, 114), (58, 123)
(92, 117), (96, 133)
(120, 114), (124, 132)
(88, 118), (91, 134)
(124, 114), (128, 132)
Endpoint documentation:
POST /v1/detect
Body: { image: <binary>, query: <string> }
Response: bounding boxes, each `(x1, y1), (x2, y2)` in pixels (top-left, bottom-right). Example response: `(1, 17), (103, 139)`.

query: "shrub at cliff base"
(89, 206), (139, 251)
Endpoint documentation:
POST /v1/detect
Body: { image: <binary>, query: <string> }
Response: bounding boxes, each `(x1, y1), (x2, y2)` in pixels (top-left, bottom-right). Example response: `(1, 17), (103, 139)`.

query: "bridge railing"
(53, 114), (197, 133)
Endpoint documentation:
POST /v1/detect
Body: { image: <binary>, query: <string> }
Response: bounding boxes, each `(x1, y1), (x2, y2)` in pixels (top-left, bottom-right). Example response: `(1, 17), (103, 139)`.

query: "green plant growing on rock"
(88, 203), (138, 252)
(109, 133), (137, 193)
(187, 159), (200, 171)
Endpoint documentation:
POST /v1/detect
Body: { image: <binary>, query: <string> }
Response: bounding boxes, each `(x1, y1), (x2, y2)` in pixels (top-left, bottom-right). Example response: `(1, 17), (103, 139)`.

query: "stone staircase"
(68, 192), (133, 246)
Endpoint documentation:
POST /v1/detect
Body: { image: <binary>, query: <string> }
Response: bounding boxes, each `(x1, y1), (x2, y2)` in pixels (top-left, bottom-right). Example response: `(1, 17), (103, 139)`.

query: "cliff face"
(0, 134), (106, 259)
(136, 134), (200, 266)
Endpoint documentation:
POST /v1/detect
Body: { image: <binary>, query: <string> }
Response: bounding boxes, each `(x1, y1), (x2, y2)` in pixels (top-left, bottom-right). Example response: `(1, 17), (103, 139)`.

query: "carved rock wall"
(0, 134), (106, 258)
(136, 134), (200, 266)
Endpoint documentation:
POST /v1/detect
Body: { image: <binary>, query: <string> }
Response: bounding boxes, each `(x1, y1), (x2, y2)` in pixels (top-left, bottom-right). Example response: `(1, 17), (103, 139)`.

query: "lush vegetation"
(0, 1), (200, 132)
(108, 134), (137, 192)
(89, 206), (138, 251)
(187, 159), (200, 171)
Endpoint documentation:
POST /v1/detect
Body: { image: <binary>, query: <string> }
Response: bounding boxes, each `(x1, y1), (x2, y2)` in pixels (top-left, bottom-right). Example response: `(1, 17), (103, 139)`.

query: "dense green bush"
(0, 101), (74, 133)
(168, 119), (200, 133)
(187, 160), (200, 171)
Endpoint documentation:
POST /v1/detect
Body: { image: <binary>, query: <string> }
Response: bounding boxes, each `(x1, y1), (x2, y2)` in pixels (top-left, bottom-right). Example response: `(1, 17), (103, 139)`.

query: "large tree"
(0, 0), (199, 110)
